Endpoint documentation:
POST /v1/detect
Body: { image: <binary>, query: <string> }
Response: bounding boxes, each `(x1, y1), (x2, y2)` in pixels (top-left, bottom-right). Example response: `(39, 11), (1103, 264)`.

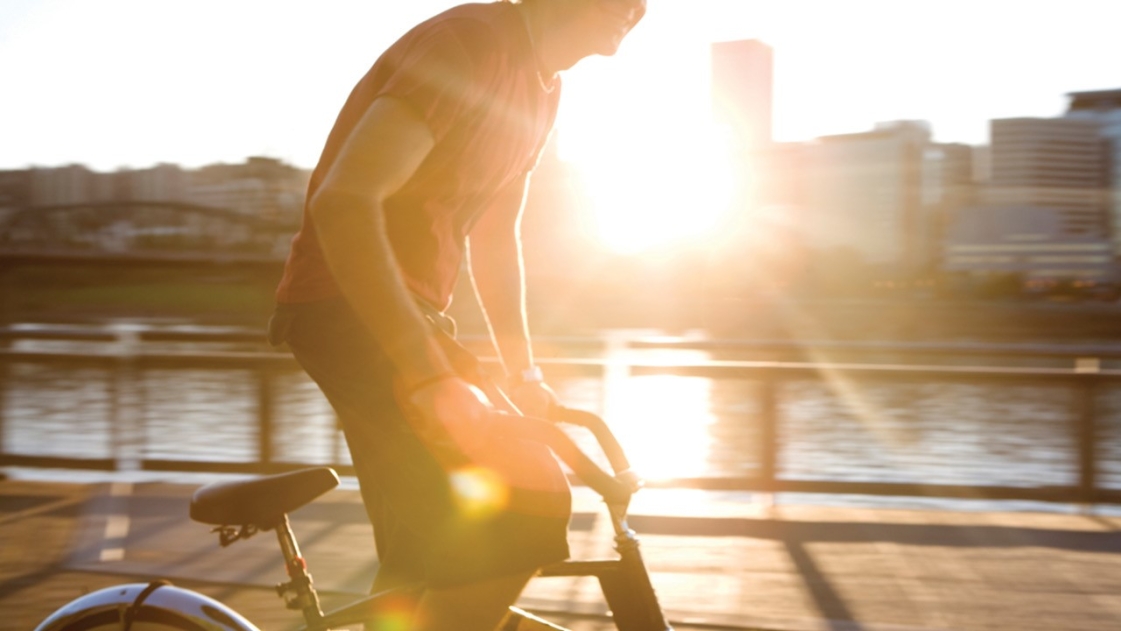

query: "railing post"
(258, 365), (274, 470)
(112, 329), (142, 471)
(0, 265), (13, 467)
(109, 356), (122, 466)
(759, 374), (778, 497)
(1076, 377), (1097, 505)
(0, 263), (16, 327)
(0, 352), (7, 464)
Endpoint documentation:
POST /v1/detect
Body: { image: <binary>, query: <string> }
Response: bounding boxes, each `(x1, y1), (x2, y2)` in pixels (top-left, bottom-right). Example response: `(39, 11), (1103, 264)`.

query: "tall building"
(711, 39), (773, 152)
(125, 163), (189, 203)
(802, 121), (931, 271)
(921, 142), (977, 271)
(29, 165), (99, 206)
(1064, 88), (1121, 254)
(188, 157), (309, 222)
(988, 117), (1108, 236)
(0, 170), (31, 210)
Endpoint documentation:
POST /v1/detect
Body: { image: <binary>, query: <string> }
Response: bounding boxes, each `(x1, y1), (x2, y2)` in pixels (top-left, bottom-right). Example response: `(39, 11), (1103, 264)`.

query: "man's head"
(518, 0), (646, 63)
(572, 0), (647, 57)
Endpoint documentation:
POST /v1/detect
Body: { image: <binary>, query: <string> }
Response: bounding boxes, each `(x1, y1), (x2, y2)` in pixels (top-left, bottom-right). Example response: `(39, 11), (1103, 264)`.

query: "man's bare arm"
(308, 96), (453, 387)
(311, 97), (493, 451)
(468, 174), (559, 417)
(467, 174), (534, 377)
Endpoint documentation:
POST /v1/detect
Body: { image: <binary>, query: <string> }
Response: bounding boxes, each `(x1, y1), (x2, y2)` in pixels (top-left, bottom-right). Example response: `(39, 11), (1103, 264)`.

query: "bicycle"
(34, 406), (674, 631)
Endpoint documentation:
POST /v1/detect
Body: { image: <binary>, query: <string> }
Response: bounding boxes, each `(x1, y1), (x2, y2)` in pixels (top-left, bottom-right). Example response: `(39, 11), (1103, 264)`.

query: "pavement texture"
(2, 473), (1121, 631)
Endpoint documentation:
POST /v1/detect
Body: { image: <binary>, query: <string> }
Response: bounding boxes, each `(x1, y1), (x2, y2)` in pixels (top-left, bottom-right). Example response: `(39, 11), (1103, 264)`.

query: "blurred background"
(1, 0), (1121, 512)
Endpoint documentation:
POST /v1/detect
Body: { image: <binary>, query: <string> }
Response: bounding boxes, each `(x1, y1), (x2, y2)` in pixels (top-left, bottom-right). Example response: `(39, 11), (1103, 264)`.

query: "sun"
(607, 372), (716, 482)
(570, 123), (738, 255)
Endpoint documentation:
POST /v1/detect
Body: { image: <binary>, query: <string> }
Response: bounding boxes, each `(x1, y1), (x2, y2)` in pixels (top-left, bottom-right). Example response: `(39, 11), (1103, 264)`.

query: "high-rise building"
(30, 165), (86, 206)
(921, 142), (976, 271)
(711, 39), (773, 152)
(0, 170), (31, 209)
(126, 163), (189, 203)
(1064, 88), (1121, 254)
(988, 117), (1108, 236)
(188, 157), (309, 222)
(802, 121), (930, 271)
(22, 166), (128, 207)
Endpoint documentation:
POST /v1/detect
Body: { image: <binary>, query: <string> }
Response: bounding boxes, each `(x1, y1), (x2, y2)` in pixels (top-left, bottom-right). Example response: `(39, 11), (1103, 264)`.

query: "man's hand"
(406, 376), (494, 456)
(507, 380), (559, 419)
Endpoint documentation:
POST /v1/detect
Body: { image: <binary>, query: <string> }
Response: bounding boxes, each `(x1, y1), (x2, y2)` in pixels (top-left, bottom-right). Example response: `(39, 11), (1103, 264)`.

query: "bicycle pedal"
(276, 580), (313, 611)
(275, 581), (296, 606)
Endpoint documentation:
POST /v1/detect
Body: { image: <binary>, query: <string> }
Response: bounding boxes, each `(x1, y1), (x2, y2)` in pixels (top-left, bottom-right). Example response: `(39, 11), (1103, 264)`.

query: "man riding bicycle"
(269, 1), (646, 629)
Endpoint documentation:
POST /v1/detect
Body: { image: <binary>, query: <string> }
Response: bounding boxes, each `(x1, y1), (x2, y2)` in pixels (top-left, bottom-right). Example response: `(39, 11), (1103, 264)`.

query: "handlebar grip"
(488, 411), (633, 505)
(550, 406), (634, 479)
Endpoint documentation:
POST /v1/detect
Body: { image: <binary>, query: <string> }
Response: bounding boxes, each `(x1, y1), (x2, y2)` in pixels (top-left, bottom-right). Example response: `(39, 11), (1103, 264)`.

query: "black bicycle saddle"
(190, 467), (340, 528)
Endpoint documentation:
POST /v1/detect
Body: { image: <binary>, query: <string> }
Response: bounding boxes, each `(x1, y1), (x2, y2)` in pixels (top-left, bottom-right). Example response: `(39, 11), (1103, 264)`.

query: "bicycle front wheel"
(35, 582), (262, 631)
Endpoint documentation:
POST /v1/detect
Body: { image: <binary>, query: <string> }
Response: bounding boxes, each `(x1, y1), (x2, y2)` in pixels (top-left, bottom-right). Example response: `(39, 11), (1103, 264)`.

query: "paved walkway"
(2, 471), (1120, 631)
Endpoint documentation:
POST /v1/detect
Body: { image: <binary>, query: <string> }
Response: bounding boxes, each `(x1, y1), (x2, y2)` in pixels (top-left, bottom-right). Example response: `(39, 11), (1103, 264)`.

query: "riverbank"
(7, 259), (1121, 344)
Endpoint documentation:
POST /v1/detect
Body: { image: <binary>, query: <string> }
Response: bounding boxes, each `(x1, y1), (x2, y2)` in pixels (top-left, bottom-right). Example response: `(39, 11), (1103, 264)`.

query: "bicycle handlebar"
(550, 406), (633, 478)
(487, 408), (642, 505)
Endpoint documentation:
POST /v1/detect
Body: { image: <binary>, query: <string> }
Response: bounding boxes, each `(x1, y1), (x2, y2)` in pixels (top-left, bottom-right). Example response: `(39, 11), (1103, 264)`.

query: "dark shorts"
(268, 298), (571, 589)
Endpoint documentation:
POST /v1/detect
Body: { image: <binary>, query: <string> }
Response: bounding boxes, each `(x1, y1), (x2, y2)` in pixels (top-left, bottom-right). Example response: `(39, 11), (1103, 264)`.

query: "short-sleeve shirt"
(276, 2), (561, 310)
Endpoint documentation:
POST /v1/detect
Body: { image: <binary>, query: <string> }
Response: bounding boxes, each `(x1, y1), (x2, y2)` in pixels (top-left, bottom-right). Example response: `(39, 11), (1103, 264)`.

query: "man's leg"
(412, 570), (536, 631)
(281, 302), (564, 631)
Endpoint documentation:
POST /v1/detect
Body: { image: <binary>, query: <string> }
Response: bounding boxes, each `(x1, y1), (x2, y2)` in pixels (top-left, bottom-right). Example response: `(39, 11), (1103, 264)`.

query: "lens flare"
(367, 592), (418, 631)
(369, 611), (411, 631)
(449, 466), (510, 519)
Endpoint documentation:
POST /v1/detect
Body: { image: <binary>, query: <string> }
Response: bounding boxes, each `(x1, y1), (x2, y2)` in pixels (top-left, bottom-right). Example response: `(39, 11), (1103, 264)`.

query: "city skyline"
(1, 0), (1120, 173)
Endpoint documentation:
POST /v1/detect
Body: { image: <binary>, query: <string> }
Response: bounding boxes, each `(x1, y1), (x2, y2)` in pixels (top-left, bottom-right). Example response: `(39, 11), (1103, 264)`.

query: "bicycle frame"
(532, 503), (672, 631)
(264, 409), (673, 631)
(287, 500), (671, 631)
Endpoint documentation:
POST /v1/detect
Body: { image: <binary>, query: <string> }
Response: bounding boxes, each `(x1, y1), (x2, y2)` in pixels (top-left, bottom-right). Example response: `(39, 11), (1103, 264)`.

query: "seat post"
(274, 514), (325, 626)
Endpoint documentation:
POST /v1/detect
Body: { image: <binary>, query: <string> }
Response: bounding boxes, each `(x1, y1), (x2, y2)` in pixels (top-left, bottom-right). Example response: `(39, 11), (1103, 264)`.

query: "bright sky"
(1, 0), (1119, 173)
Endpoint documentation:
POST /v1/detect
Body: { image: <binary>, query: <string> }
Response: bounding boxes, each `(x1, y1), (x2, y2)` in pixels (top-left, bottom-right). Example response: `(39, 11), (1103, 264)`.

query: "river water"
(3, 327), (1120, 511)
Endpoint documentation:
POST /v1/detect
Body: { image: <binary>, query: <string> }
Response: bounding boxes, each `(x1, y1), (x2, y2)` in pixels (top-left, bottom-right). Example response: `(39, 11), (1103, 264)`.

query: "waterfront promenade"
(3, 471), (1120, 631)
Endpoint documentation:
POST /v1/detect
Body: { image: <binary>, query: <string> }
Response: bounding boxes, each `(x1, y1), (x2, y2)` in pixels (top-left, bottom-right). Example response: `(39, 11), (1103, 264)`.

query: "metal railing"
(1, 326), (1119, 505)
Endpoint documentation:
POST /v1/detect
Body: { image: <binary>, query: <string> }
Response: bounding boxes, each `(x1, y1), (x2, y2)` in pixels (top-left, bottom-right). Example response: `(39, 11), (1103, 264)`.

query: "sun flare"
(573, 125), (738, 255)
(607, 373), (715, 481)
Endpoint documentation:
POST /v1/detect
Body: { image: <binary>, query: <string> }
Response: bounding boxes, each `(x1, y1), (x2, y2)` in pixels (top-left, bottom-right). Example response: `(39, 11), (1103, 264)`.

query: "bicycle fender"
(34, 582), (261, 631)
